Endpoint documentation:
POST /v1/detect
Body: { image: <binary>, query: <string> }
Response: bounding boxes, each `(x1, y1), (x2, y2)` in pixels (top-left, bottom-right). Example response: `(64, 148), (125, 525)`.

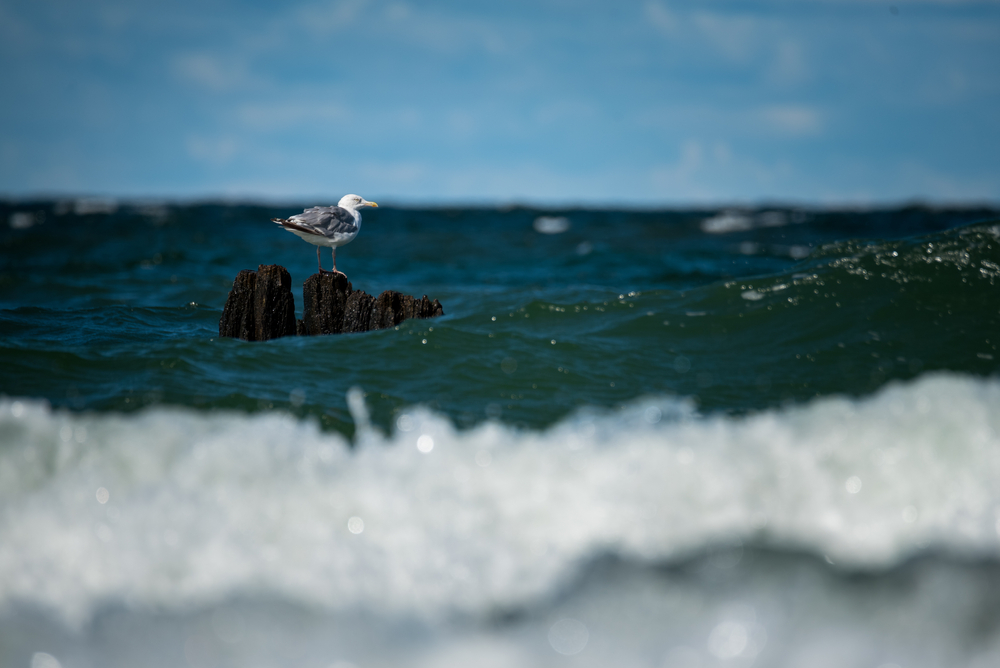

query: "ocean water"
(1, 200), (999, 668)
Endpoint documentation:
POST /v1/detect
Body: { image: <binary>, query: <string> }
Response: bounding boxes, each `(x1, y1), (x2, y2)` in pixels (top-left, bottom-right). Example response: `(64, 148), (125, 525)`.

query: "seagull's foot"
(319, 268), (348, 279)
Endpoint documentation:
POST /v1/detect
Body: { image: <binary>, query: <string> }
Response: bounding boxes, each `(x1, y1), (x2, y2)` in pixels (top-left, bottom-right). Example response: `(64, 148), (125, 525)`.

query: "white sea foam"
(533, 216), (571, 234)
(1, 373), (999, 627)
(701, 209), (805, 234)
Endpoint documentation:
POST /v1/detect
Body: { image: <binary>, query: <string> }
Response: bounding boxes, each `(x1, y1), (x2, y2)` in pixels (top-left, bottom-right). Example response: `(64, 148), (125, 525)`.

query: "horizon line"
(3, 191), (1000, 213)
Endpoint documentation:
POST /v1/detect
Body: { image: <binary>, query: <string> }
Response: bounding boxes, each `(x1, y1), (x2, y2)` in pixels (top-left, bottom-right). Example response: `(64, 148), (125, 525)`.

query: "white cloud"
(644, 4), (770, 65)
(295, 0), (370, 34)
(898, 159), (1000, 200)
(444, 110), (478, 139)
(238, 102), (350, 130)
(185, 135), (239, 165)
(649, 140), (712, 197)
(759, 105), (823, 136)
(691, 11), (761, 63)
(634, 102), (825, 140)
(768, 40), (809, 85)
(356, 160), (426, 187)
(644, 1), (678, 34)
(172, 53), (253, 92)
(384, 2), (411, 22)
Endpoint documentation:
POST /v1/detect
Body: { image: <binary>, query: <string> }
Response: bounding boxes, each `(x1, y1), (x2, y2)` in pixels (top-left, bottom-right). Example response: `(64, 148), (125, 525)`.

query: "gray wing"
(273, 206), (357, 236)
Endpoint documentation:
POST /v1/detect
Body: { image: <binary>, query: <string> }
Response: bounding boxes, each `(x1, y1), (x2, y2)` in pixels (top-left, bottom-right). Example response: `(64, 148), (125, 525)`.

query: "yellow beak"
(368, 201), (378, 208)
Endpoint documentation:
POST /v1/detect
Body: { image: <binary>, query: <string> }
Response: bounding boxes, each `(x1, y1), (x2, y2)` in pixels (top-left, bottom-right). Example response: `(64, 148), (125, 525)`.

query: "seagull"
(271, 194), (378, 276)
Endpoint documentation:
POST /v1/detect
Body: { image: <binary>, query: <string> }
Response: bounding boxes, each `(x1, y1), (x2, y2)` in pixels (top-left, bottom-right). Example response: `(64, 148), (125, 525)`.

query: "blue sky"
(1, 0), (998, 205)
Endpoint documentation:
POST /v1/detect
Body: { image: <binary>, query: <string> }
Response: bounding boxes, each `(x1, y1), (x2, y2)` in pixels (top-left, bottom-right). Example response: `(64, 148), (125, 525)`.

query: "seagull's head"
(339, 194), (378, 209)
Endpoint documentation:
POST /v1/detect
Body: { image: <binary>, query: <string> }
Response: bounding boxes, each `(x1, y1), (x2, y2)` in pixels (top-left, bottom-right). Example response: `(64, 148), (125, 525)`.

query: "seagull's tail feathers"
(272, 218), (317, 235)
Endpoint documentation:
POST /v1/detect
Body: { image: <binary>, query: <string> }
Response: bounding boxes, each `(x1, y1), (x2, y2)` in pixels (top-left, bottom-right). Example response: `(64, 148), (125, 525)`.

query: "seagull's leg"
(331, 248), (346, 279)
(317, 246), (324, 273)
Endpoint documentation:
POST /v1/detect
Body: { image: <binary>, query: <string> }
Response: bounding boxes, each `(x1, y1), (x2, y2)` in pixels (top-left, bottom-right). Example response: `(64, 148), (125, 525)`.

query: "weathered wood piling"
(218, 264), (297, 341)
(219, 264), (444, 341)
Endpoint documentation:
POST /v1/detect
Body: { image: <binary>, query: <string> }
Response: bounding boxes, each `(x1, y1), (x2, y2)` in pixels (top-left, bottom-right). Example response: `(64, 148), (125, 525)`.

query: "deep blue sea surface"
(2, 200), (1000, 667)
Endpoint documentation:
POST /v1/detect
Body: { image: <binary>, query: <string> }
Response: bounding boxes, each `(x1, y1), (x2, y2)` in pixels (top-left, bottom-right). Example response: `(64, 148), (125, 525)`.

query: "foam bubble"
(548, 618), (589, 655)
